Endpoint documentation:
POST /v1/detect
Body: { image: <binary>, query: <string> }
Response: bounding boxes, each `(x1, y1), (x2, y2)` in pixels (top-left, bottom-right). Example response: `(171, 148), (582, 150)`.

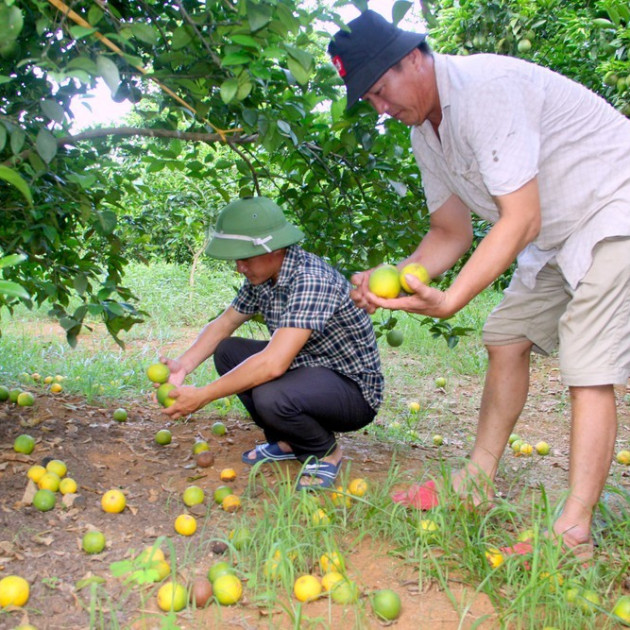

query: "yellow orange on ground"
(408, 401), (420, 412)
(17, 391), (34, 406)
(157, 581), (187, 612)
(612, 595), (630, 623)
(312, 508), (331, 526)
(616, 449), (630, 465)
(486, 547), (504, 568)
(320, 551), (344, 574)
(137, 546), (165, 564)
(368, 265), (401, 299)
(27, 464), (46, 483)
(220, 468), (237, 482)
(213, 573), (243, 605)
(44, 376), (53, 384)
(50, 383), (63, 393)
(174, 514), (197, 536)
(348, 478), (368, 497)
(38, 471), (61, 492)
(222, 494), (241, 512)
(399, 262), (430, 292)
(0, 575), (29, 608)
(293, 574), (322, 602)
(192, 439), (209, 454)
(59, 477), (78, 495)
(331, 486), (352, 507)
(101, 489), (126, 513)
(519, 442), (533, 456)
(46, 459), (67, 478)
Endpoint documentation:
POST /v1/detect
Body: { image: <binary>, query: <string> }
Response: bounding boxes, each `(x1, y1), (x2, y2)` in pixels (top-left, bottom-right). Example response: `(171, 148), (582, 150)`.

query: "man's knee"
(485, 340), (533, 362)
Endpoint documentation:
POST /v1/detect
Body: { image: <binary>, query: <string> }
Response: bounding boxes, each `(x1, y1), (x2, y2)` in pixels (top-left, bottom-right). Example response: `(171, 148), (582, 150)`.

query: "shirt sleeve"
(231, 282), (258, 315)
(278, 273), (339, 332)
(462, 75), (543, 196)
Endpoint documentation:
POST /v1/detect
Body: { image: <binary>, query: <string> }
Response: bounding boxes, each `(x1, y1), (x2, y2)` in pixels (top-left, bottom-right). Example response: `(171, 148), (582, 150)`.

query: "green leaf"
(0, 75), (11, 84)
(392, 1), (413, 25)
(10, 128), (24, 155)
(237, 80), (253, 101)
(0, 125), (5, 151)
(229, 34), (260, 48)
(41, 100), (65, 124)
(220, 78), (239, 103)
(222, 53), (251, 66)
(69, 25), (98, 40)
(36, 128), (57, 164)
(171, 25), (192, 50)
(285, 45), (312, 70)
(0, 254), (27, 269)
(87, 5), (104, 26)
(95, 210), (117, 235)
(0, 4), (23, 42)
(287, 57), (310, 85)
(96, 55), (120, 94)
(66, 56), (98, 74)
(0, 165), (33, 205)
(247, 0), (272, 32)
(0, 280), (30, 299)
(130, 22), (159, 45)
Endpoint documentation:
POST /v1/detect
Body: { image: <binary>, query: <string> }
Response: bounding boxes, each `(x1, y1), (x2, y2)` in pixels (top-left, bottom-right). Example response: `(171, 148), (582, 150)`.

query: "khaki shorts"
(483, 237), (630, 386)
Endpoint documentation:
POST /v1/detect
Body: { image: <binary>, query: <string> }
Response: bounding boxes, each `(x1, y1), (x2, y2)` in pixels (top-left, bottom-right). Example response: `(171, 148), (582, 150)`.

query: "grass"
(1, 260), (629, 629)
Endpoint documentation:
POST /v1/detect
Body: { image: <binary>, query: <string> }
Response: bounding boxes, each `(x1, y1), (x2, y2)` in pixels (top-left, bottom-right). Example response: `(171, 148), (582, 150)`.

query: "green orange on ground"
(0, 385), (9, 400)
(213, 485), (232, 504)
(371, 588), (402, 621)
(192, 439), (209, 454)
(182, 485), (204, 507)
(32, 488), (56, 512)
(155, 429), (172, 445)
(211, 421), (227, 436)
(113, 408), (128, 422)
(330, 579), (359, 604)
(9, 388), (23, 403)
(612, 595), (630, 623)
(82, 530), (106, 554)
(17, 391), (35, 406)
(14, 434), (35, 454)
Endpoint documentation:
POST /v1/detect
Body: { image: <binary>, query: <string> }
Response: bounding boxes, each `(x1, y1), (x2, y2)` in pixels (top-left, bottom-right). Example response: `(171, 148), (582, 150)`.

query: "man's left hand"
(161, 385), (209, 419)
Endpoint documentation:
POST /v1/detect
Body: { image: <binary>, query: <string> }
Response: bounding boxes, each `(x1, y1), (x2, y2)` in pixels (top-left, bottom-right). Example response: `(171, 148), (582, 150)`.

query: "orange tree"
(0, 0), (628, 345)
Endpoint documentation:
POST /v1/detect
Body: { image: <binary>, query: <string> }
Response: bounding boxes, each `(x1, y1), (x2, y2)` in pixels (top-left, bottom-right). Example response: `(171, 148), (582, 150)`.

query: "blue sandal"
(297, 460), (342, 490)
(242, 442), (297, 465)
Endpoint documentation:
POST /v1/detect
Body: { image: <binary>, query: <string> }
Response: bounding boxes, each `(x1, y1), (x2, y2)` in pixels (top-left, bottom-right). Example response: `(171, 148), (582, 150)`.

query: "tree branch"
(3, 127), (258, 167)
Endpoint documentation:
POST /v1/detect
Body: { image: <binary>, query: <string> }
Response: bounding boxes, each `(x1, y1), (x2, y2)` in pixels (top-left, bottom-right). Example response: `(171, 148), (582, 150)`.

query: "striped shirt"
(231, 245), (384, 411)
(412, 53), (630, 289)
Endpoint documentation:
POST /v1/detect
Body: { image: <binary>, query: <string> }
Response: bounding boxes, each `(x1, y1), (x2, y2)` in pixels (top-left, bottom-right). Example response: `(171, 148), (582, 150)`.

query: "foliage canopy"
(0, 0), (628, 345)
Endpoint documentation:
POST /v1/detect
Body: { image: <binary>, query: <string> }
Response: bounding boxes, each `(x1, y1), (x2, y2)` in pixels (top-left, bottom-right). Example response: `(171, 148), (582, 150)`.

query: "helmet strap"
(210, 232), (274, 253)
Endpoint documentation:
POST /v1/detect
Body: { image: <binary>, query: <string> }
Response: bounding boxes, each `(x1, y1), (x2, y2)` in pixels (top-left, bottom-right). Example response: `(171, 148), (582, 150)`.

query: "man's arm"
(365, 177), (541, 318)
(164, 306), (251, 385)
(163, 327), (312, 418)
(350, 194), (473, 312)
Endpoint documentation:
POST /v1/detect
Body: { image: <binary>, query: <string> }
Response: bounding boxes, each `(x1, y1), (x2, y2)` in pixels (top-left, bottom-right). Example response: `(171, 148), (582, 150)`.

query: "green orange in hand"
(156, 383), (176, 408)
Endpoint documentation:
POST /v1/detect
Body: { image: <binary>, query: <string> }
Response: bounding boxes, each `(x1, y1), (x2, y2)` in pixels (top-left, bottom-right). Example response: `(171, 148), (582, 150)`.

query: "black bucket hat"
(328, 10), (426, 109)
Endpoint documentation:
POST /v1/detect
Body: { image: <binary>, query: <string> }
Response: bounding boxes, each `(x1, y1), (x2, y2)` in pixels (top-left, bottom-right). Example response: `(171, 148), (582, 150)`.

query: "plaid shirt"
(231, 245), (383, 411)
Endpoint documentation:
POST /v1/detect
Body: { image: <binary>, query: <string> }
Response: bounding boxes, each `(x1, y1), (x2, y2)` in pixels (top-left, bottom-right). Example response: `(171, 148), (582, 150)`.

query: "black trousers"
(213, 337), (376, 461)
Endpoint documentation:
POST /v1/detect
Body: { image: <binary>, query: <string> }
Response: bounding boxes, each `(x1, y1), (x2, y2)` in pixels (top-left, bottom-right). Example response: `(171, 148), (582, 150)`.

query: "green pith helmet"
(205, 197), (305, 260)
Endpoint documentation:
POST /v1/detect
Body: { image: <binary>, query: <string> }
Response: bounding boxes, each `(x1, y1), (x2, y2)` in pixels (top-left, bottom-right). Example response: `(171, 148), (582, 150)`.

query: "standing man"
(329, 10), (630, 556)
(160, 196), (383, 489)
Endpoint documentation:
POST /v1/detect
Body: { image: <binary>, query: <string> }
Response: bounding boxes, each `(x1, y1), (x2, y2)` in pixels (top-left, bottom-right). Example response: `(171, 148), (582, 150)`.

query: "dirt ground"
(0, 349), (629, 629)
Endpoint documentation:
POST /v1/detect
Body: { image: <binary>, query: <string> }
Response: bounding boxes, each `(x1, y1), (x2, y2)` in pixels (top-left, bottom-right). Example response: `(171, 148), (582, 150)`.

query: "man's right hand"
(159, 357), (187, 387)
